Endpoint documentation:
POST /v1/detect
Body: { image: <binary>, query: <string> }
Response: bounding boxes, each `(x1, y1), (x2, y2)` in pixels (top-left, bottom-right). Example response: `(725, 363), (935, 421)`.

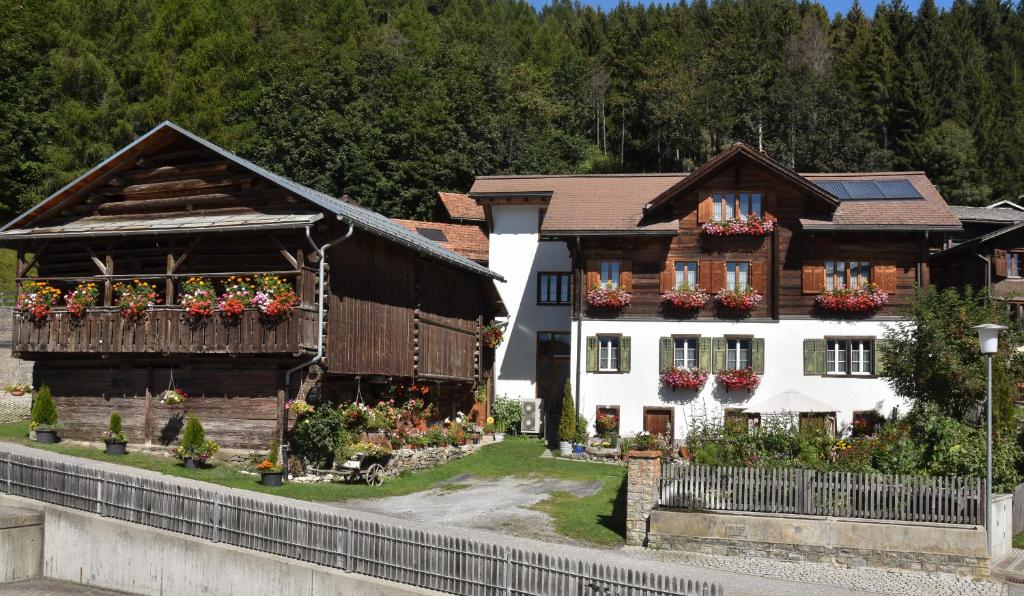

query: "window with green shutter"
(619, 336), (631, 373)
(803, 339), (826, 375)
(586, 336), (599, 372)
(698, 337), (712, 370)
(711, 337), (726, 372)
(874, 339), (888, 376)
(752, 338), (765, 374)
(659, 337), (673, 372)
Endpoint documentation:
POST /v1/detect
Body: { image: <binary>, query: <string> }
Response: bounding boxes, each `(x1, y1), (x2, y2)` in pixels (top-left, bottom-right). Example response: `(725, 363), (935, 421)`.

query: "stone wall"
(0, 308), (33, 388)
(382, 444), (478, 479)
(625, 451), (661, 546)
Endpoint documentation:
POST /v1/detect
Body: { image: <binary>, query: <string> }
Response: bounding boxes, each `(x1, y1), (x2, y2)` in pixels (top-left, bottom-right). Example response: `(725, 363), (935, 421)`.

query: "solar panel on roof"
(813, 179), (922, 200)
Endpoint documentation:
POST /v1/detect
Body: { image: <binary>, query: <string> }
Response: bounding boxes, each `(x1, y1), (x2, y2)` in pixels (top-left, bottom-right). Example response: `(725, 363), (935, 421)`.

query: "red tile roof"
(437, 192), (485, 221)
(392, 219), (488, 263)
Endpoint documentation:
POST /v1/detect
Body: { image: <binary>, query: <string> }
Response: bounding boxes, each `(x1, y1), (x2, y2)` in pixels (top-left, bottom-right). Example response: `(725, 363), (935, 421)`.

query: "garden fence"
(1012, 482), (1024, 535)
(0, 446), (724, 596)
(660, 463), (984, 526)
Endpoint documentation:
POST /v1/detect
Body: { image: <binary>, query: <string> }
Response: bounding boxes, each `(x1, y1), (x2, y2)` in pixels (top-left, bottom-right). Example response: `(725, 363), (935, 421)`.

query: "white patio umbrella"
(741, 388), (836, 414)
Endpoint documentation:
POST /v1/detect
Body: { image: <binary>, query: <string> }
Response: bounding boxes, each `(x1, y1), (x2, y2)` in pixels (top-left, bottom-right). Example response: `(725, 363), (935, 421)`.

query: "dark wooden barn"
(0, 121), (504, 449)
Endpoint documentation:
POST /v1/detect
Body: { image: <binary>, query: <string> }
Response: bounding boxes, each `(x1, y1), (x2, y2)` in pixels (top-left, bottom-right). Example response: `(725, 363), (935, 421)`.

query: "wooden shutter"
(660, 261), (673, 292)
(872, 264), (897, 294)
(698, 261), (712, 290)
(711, 337), (726, 372)
(710, 261), (727, 292)
(995, 250), (1008, 279)
(697, 194), (713, 223)
(586, 260), (600, 289)
(620, 260), (632, 291)
(750, 261), (766, 294)
(803, 339), (825, 375)
(801, 264), (824, 294)
(874, 339), (888, 376)
(659, 337), (673, 372)
(698, 337), (712, 370)
(752, 338), (765, 374)
(586, 336), (598, 372)
(619, 336), (631, 373)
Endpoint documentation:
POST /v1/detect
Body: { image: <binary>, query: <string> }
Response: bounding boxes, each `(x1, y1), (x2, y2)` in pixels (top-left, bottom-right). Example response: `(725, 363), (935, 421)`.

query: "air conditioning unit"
(520, 399), (542, 434)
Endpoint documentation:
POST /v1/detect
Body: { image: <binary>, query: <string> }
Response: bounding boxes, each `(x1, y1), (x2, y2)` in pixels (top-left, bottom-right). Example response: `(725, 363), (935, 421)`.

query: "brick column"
(625, 450), (662, 546)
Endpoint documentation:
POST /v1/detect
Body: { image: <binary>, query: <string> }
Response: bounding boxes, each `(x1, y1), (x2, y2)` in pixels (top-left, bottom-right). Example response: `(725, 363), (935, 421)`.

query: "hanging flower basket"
(218, 276), (254, 319)
(661, 287), (710, 310)
(16, 281), (62, 322)
(482, 323), (504, 349)
(715, 367), (761, 392)
(715, 288), (762, 311)
(252, 274), (299, 319)
(815, 283), (888, 312)
(180, 277), (216, 320)
(159, 388), (187, 406)
(701, 215), (775, 237)
(286, 399), (315, 417)
(113, 280), (159, 322)
(586, 283), (632, 309)
(64, 282), (100, 319)
(660, 367), (710, 391)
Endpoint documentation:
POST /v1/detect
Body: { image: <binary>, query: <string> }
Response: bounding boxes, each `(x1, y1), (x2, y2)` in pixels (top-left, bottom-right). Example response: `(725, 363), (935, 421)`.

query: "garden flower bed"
(701, 215), (774, 237)
(815, 283), (888, 312)
(660, 367), (710, 391)
(660, 287), (710, 310)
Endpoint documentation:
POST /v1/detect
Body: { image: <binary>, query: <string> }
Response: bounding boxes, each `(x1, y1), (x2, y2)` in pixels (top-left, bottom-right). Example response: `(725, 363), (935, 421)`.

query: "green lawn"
(0, 422), (626, 546)
(1015, 532), (1024, 549)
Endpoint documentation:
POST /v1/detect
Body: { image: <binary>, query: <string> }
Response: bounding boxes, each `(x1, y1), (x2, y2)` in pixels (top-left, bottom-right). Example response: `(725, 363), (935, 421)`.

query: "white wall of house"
(488, 205), (571, 401)
(570, 318), (908, 440)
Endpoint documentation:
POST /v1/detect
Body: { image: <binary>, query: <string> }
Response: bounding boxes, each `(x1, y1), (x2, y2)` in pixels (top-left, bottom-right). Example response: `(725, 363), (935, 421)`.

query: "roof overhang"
(540, 229), (679, 240)
(0, 213), (323, 241)
(469, 191), (552, 206)
(799, 221), (962, 233)
(933, 221), (1024, 258)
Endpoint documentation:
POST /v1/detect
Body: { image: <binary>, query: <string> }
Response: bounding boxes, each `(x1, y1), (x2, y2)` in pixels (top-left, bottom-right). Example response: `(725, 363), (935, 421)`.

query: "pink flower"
(661, 287), (710, 310)
(586, 284), (632, 309)
(701, 215), (775, 237)
(715, 367), (761, 392)
(815, 283), (888, 312)
(660, 367), (710, 390)
(714, 288), (763, 311)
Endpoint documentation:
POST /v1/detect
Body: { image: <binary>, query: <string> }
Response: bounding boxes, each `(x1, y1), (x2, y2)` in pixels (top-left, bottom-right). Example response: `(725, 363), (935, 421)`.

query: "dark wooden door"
(644, 408), (673, 436)
(537, 332), (571, 447)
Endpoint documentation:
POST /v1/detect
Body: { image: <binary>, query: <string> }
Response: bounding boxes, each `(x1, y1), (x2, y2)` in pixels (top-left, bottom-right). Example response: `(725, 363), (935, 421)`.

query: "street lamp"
(974, 323), (1006, 556)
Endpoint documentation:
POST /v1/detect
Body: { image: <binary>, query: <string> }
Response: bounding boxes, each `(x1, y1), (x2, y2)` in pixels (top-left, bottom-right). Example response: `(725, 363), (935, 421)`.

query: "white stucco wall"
(570, 318), (908, 441)
(488, 205), (571, 401)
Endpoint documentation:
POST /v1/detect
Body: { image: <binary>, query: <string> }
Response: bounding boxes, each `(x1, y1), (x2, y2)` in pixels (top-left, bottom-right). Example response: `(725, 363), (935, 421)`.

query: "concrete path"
(0, 579), (138, 595)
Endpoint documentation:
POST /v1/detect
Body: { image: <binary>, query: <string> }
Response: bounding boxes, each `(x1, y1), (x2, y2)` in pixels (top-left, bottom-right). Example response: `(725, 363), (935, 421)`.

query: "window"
(726, 262), (749, 291)
(674, 261), (697, 289)
(415, 227), (448, 242)
(598, 336), (620, 372)
(673, 337), (698, 369)
(1010, 253), (1021, 278)
(825, 338), (873, 375)
(726, 338), (751, 370)
(713, 192), (735, 221)
(825, 260), (871, 290)
(599, 260), (620, 288)
(537, 272), (570, 305)
(713, 191), (763, 220)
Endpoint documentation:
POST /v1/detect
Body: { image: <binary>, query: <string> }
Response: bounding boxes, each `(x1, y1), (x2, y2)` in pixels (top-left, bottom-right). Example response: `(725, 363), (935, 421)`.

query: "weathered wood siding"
(34, 361), (283, 449)
(416, 261), (480, 381)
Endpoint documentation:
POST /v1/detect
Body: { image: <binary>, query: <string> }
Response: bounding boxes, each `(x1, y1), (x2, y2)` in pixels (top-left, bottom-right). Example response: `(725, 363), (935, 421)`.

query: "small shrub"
(424, 425), (447, 447)
(491, 395), (522, 434)
(31, 385), (59, 429)
(174, 416), (219, 463)
(575, 415), (589, 445)
(101, 411), (127, 444)
(290, 406), (343, 469)
(558, 380), (575, 443)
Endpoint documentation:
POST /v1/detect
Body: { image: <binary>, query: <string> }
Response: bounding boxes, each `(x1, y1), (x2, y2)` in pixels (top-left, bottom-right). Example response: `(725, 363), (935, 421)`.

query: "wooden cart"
(336, 452), (391, 486)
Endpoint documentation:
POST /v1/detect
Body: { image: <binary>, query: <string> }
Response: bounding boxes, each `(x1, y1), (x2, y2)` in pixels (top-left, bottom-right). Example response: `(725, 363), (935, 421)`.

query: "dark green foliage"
(268, 438), (280, 467)
(180, 416), (206, 452)
(558, 380), (575, 443)
(108, 412), (122, 435)
(31, 385), (57, 426)
(3, 0), (1024, 227)
(290, 405), (343, 469)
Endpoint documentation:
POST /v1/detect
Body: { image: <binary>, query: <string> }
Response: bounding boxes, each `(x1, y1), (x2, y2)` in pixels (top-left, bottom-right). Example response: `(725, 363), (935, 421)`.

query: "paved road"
(0, 580), (137, 596)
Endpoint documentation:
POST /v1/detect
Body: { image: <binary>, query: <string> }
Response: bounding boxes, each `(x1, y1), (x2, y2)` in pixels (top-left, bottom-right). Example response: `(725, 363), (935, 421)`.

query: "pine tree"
(108, 411), (123, 435)
(558, 380), (576, 443)
(31, 385), (58, 427)
(180, 416), (206, 452)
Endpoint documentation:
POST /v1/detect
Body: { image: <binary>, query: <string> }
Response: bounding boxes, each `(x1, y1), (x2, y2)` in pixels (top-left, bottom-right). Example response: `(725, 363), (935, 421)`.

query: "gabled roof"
(988, 200), (1024, 211)
(952, 205), (1024, 224)
(643, 142), (840, 214)
(934, 221), (1024, 257)
(800, 172), (960, 231)
(0, 121), (501, 281)
(392, 219), (488, 263)
(437, 192), (485, 222)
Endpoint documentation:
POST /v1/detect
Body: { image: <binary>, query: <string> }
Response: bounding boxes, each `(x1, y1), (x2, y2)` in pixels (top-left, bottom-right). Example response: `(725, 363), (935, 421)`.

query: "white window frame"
(673, 337), (698, 369)
(825, 338), (874, 376)
(726, 338), (751, 370)
(674, 261), (697, 289)
(726, 262), (749, 291)
(826, 339), (848, 375)
(850, 339), (872, 375)
(599, 260), (620, 288)
(598, 336), (620, 372)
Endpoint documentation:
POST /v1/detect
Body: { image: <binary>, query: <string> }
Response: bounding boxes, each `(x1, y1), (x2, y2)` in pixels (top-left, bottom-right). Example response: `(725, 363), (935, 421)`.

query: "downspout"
(573, 236), (583, 423)
(281, 220), (355, 470)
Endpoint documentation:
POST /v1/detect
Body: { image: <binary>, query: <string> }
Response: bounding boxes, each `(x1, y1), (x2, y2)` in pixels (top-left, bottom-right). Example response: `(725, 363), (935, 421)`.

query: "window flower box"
(701, 215), (774, 237)
(715, 288), (762, 311)
(661, 287), (710, 310)
(64, 282), (99, 319)
(815, 283), (888, 312)
(113, 280), (160, 322)
(180, 277), (216, 320)
(715, 367), (761, 392)
(586, 283), (632, 309)
(16, 281), (62, 322)
(660, 367), (710, 391)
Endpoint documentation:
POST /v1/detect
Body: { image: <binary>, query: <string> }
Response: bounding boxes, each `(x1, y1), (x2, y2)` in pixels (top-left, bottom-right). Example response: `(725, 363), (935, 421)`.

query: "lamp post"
(974, 323), (1006, 556)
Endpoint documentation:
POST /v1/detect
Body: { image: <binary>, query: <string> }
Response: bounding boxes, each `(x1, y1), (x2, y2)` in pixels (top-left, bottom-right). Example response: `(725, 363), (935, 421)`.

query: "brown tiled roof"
(800, 172), (961, 230)
(437, 192), (485, 221)
(392, 219), (488, 263)
(470, 174), (686, 235)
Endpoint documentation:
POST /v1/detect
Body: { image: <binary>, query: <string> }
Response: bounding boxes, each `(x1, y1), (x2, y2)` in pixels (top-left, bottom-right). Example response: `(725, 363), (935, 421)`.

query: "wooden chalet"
(0, 122), (503, 449)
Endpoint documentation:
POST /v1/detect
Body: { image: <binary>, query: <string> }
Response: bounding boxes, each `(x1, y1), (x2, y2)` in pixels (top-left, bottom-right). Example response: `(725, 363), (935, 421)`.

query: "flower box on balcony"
(701, 215), (774, 237)
(815, 283), (888, 312)
(715, 288), (762, 311)
(586, 284), (632, 309)
(715, 367), (761, 392)
(660, 367), (709, 391)
(661, 287), (710, 310)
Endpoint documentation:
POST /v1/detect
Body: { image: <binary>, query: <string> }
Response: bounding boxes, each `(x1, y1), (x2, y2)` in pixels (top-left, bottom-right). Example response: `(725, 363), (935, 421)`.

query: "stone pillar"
(625, 450), (662, 546)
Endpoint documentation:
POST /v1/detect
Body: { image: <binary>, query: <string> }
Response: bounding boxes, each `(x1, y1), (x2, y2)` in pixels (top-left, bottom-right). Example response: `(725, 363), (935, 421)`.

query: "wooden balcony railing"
(11, 307), (319, 355)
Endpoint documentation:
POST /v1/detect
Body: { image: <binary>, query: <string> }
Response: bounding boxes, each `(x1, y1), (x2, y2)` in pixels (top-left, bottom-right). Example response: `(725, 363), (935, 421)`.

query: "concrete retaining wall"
(0, 504), (43, 583)
(0, 495), (438, 596)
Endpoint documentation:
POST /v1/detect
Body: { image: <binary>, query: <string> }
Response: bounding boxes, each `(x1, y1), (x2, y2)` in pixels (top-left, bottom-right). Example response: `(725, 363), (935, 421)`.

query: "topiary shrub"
(102, 411), (127, 444)
(31, 385), (59, 430)
(558, 380), (575, 443)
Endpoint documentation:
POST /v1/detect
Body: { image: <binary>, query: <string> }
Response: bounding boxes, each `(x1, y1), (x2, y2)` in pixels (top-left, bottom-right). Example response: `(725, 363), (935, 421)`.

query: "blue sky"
(530, 0), (954, 17)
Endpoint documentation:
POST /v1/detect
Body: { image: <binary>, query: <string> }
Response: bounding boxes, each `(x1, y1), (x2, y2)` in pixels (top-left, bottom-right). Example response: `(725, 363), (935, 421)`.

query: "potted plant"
(252, 274), (299, 319)
(6, 383), (30, 396)
(286, 398), (315, 418)
(174, 415), (219, 469)
(180, 277), (216, 321)
(218, 275), (254, 319)
(586, 282), (632, 309)
(256, 439), (285, 486)
(482, 323), (505, 348)
(715, 288), (762, 311)
(558, 380), (575, 456)
(595, 413), (619, 437)
(159, 386), (187, 406)
(30, 385), (61, 443)
(660, 367), (710, 391)
(101, 411), (128, 455)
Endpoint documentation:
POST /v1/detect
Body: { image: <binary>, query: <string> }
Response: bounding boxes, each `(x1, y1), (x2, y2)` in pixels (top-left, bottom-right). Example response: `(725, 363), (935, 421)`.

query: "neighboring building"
(0, 121), (503, 449)
(435, 192), (486, 227)
(474, 143), (961, 442)
(393, 219), (489, 265)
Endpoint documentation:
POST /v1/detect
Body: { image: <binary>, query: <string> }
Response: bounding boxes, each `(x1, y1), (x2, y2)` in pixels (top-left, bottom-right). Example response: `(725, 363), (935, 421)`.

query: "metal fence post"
(212, 495), (221, 543)
(503, 547), (512, 596)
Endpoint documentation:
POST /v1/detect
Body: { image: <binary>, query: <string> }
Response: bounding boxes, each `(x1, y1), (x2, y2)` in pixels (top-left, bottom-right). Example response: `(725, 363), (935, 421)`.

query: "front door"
(537, 332), (571, 447)
(644, 408), (673, 437)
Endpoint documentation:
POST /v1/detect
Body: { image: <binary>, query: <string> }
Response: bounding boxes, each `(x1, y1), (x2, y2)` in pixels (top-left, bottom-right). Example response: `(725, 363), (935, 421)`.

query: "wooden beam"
(165, 241), (175, 306)
(171, 237), (203, 272)
(270, 235), (298, 269)
(104, 241), (114, 306)
(82, 244), (107, 275)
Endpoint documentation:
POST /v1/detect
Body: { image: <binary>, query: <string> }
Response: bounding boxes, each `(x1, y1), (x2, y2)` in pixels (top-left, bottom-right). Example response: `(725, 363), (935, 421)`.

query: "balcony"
(11, 307), (318, 355)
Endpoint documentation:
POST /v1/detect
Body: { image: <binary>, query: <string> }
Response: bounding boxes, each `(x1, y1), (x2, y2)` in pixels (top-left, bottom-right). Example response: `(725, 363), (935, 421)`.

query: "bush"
(491, 395), (521, 434)
(174, 416), (219, 463)
(109, 411), (123, 436)
(558, 380), (575, 443)
(31, 385), (59, 428)
(575, 415), (589, 445)
(290, 405), (343, 469)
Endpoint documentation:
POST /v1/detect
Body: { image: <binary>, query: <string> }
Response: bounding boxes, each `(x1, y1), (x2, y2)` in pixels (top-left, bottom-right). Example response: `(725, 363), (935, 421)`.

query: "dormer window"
(713, 192), (762, 220)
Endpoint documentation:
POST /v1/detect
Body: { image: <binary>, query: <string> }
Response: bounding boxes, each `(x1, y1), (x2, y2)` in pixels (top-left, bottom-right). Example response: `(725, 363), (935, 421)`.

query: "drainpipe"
(573, 237), (583, 423)
(973, 246), (991, 303)
(281, 220), (355, 471)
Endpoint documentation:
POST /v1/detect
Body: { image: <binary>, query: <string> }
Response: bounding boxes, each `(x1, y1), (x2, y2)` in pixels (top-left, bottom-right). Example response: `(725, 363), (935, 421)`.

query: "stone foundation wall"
(625, 451), (661, 546)
(382, 444), (479, 478)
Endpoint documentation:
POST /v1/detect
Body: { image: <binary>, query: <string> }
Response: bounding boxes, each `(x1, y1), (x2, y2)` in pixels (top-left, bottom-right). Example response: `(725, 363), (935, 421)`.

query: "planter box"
(34, 430), (58, 444)
(104, 442), (127, 456)
(260, 472), (284, 487)
(183, 457), (198, 470)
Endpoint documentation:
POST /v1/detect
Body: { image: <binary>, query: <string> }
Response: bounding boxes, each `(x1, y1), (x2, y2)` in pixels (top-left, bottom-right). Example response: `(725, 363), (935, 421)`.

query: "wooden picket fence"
(1012, 481), (1024, 534)
(0, 445), (724, 596)
(660, 463), (984, 526)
